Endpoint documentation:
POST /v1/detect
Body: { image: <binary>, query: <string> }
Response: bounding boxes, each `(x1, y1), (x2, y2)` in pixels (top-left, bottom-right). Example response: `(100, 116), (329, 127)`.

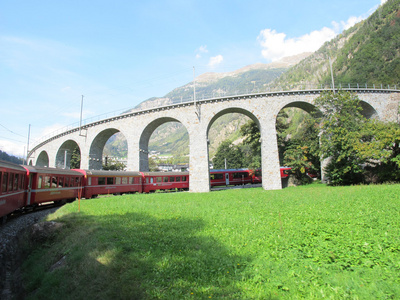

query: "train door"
(26, 173), (33, 205)
(225, 173), (229, 185)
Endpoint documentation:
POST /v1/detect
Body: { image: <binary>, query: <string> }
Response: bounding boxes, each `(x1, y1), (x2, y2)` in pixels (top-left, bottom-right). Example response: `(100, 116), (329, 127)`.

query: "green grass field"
(22, 184), (400, 299)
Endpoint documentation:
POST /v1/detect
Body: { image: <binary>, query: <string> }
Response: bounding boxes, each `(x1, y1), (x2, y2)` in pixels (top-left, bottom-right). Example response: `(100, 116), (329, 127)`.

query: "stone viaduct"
(27, 88), (400, 193)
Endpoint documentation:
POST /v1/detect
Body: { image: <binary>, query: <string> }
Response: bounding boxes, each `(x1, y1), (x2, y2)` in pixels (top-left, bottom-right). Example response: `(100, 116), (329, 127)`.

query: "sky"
(0, 0), (387, 158)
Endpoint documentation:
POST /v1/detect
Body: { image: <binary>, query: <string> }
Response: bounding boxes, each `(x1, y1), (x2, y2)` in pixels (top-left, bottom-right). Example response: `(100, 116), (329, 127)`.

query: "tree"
(70, 147), (81, 169)
(212, 140), (245, 169)
(102, 157), (126, 171)
(239, 121), (261, 169)
(282, 112), (321, 182)
(315, 91), (367, 185)
(355, 120), (400, 182)
(0, 150), (23, 164)
(148, 157), (159, 172)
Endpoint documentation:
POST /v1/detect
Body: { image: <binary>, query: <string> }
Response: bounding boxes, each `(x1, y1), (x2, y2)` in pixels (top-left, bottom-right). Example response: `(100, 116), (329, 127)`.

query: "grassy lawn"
(22, 183), (400, 299)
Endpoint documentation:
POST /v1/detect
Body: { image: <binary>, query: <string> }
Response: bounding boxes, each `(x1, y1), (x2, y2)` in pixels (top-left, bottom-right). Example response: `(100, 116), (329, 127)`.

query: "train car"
(251, 169), (262, 184)
(210, 169), (253, 187)
(0, 160), (27, 222)
(280, 167), (291, 179)
(73, 169), (143, 198)
(250, 167), (292, 184)
(142, 172), (189, 193)
(23, 166), (84, 207)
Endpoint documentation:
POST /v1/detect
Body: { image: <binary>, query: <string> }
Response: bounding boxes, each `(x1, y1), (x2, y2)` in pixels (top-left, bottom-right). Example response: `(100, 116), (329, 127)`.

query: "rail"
(29, 83), (399, 154)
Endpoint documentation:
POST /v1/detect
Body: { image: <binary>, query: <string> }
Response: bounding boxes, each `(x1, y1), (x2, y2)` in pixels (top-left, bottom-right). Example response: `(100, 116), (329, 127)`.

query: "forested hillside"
(272, 0), (400, 87)
(334, 0), (400, 84)
(0, 150), (23, 164)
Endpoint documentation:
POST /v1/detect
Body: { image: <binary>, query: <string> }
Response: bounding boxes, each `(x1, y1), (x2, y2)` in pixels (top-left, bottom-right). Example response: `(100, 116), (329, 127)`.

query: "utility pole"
(26, 124), (31, 163)
(193, 66), (196, 107)
(79, 95), (84, 136)
(64, 150), (67, 169)
(329, 57), (335, 94)
(193, 66), (200, 119)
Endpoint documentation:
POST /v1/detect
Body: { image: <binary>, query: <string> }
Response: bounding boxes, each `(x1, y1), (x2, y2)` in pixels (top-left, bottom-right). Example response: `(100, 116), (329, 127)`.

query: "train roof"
(23, 165), (84, 176)
(210, 168), (250, 172)
(74, 169), (142, 177)
(141, 171), (189, 176)
(0, 159), (27, 172)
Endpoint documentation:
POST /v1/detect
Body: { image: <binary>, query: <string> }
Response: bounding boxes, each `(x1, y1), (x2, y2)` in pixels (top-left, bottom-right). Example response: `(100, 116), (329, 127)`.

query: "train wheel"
(55, 199), (67, 206)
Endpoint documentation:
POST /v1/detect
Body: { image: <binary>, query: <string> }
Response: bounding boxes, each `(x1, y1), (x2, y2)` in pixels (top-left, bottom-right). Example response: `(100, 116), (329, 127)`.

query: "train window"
(233, 172), (248, 179)
(51, 177), (58, 188)
(76, 177), (81, 186)
(107, 177), (114, 185)
(129, 177), (134, 184)
(163, 177), (168, 183)
(169, 176), (175, 182)
(8, 174), (13, 191)
(176, 176), (181, 182)
(156, 177), (162, 183)
(122, 177), (128, 184)
(2, 173), (8, 192)
(182, 176), (187, 182)
(44, 176), (51, 188)
(38, 176), (42, 189)
(59, 177), (64, 188)
(98, 177), (106, 185)
(214, 174), (223, 180)
(116, 177), (121, 184)
(13, 174), (19, 191)
(65, 177), (70, 187)
(21, 175), (25, 189)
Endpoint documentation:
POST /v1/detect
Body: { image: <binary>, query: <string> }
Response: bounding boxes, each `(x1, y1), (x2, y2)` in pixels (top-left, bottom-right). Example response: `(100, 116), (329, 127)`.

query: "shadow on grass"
(24, 211), (249, 299)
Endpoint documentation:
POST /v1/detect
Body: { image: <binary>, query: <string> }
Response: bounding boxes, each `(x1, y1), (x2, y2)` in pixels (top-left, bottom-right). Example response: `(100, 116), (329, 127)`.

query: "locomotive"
(0, 159), (290, 222)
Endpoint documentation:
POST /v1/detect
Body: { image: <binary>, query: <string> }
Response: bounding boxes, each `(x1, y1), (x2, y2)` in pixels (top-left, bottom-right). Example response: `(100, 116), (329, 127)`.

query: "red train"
(209, 167), (291, 186)
(1, 159), (290, 222)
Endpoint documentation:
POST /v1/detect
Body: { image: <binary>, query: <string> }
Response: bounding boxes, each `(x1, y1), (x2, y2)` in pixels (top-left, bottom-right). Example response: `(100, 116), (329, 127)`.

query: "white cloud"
(199, 45), (208, 53)
(341, 16), (364, 30)
(258, 14), (368, 62)
(195, 45), (209, 59)
(258, 26), (337, 62)
(208, 55), (223, 67)
(0, 140), (25, 158)
(381, 0), (388, 4)
(61, 86), (71, 92)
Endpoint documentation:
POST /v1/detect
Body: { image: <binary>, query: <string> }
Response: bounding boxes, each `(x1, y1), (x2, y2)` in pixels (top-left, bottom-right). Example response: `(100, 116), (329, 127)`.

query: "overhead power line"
(0, 135), (25, 143)
(0, 123), (27, 138)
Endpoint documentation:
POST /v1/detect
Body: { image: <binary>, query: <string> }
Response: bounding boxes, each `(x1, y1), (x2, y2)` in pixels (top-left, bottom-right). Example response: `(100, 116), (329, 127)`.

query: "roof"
(23, 165), (83, 176)
(0, 159), (26, 172)
(76, 169), (142, 177)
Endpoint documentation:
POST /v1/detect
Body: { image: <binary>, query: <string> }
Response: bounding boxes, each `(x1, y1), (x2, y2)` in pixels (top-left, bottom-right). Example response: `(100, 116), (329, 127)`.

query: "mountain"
(105, 0), (400, 162)
(0, 150), (23, 164)
(133, 52), (311, 111)
(105, 54), (309, 160)
(272, 0), (400, 87)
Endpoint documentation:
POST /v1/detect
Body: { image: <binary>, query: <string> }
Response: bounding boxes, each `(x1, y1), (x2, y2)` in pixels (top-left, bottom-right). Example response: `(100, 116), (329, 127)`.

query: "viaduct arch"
(28, 89), (400, 193)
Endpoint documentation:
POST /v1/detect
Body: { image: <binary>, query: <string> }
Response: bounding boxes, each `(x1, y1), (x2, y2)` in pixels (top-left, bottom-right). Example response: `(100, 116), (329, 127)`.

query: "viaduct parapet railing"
(28, 84), (400, 156)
